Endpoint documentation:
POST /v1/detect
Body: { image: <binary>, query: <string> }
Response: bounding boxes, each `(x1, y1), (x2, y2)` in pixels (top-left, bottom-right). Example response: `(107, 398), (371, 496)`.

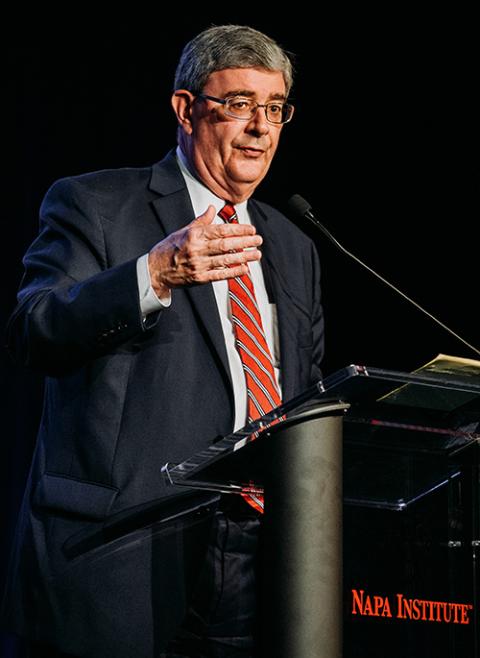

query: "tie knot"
(218, 202), (238, 224)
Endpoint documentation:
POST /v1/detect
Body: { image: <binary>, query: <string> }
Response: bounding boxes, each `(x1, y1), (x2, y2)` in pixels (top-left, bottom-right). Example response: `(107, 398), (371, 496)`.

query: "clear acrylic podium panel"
(163, 364), (480, 509)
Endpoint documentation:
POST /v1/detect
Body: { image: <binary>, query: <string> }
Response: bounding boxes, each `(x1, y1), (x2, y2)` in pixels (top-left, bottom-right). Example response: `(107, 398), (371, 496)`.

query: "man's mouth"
(236, 146), (265, 156)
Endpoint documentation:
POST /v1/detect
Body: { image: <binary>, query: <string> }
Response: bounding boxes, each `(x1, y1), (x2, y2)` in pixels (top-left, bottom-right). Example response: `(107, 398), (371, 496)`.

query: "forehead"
(203, 67), (287, 98)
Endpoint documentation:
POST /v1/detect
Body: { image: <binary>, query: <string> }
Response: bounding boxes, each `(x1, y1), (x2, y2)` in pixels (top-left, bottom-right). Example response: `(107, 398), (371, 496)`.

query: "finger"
(208, 263), (251, 282)
(208, 234), (263, 255)
(190, 204), (217, 226)
(210, 248), (262, 270)
(205, 222), (258, 238)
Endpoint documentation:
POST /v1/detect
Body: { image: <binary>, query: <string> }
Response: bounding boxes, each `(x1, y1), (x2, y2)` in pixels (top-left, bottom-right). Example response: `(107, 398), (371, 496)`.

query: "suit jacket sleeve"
(7, 177), (148, 376)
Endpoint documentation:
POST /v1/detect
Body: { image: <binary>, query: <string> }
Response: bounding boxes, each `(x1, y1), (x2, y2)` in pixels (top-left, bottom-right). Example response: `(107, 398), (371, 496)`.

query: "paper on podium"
(378, 354), (480, 411)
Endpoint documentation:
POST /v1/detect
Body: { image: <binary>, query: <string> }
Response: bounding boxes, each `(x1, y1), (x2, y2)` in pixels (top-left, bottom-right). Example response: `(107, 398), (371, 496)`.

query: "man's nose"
(246, 107), (270, 136)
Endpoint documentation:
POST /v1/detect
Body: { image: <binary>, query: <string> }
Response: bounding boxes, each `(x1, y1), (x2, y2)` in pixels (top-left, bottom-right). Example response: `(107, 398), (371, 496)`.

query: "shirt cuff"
(136, 253), (172, 317)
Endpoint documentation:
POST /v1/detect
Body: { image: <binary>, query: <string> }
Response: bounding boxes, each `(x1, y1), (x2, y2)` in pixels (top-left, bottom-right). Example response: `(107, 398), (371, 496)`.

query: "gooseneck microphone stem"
(288, 195), (480, 359)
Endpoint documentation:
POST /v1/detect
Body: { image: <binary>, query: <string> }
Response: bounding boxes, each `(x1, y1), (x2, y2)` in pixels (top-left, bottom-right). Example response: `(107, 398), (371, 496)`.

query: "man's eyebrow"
(223, 89), (287, 101)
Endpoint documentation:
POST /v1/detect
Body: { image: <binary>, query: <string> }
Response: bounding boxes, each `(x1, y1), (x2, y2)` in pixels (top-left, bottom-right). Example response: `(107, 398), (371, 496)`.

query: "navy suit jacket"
(3, 151), (324, 657)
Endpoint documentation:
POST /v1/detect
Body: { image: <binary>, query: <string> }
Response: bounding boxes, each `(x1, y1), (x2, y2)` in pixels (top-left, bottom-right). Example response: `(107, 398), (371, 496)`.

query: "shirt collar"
(176, 146), (248, 221)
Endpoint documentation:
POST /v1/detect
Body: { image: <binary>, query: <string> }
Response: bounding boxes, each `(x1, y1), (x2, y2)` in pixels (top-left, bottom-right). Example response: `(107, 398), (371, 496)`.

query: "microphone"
(288, 194), (480, 358)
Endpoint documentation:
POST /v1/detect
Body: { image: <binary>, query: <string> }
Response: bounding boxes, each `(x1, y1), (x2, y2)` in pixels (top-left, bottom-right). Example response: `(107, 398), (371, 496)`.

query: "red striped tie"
(219, 202), (282, 512)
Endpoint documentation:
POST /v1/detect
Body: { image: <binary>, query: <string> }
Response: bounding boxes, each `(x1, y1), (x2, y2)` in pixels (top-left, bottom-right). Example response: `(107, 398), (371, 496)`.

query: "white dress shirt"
(136, 148), (281, 430)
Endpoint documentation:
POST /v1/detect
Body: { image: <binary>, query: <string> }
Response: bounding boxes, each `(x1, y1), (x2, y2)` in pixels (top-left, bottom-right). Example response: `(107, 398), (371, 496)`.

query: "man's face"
(174, 67), (287, 202)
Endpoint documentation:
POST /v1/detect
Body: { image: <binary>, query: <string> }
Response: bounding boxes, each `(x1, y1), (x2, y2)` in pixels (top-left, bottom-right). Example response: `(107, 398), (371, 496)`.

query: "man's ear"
(171, 90), (195, 135)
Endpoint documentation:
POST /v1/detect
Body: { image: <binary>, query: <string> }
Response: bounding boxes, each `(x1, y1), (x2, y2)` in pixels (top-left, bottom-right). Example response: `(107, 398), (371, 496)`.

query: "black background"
(2, 10), (478, 655)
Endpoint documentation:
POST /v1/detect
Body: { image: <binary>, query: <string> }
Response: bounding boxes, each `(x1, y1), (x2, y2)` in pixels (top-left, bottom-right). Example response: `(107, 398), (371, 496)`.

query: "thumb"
(191, 204), (217, 226)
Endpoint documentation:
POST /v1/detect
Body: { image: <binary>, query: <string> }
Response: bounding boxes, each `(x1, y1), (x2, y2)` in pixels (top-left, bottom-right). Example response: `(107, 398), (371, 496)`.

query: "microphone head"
(288, 194), (312, 220)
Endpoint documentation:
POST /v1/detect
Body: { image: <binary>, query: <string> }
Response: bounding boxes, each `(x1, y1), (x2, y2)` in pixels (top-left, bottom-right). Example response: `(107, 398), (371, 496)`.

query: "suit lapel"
(149, 154), (233, 395)
(248, 200), (299, 402)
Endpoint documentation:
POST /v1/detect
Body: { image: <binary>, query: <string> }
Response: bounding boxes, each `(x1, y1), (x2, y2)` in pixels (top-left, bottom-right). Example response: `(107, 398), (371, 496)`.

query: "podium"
(163, 365), (480, 657)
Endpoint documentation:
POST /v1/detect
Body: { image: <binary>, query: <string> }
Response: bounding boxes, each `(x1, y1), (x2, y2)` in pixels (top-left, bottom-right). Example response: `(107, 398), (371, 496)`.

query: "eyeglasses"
(197, 94), (295, 125)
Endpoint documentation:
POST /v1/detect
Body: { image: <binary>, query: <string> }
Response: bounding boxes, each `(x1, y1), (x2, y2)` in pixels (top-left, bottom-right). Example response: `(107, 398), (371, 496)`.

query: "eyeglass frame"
(196, 93), (295, 125)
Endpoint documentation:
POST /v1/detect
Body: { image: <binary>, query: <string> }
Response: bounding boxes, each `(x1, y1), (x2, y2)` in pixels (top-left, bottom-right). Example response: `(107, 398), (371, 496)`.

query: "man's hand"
(148, 205), (263, 298)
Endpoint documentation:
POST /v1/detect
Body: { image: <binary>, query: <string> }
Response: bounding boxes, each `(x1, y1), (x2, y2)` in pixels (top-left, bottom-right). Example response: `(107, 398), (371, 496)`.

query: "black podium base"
(261, 404), (346, 658)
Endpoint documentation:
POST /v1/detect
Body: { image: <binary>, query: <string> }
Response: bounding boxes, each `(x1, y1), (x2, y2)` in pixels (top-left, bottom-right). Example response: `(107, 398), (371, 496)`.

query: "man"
(3, 25), (324, 657)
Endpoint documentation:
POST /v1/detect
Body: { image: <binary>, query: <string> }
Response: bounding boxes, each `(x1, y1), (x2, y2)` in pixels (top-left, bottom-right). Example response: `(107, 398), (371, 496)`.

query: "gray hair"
(174, 25), (294, 96)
